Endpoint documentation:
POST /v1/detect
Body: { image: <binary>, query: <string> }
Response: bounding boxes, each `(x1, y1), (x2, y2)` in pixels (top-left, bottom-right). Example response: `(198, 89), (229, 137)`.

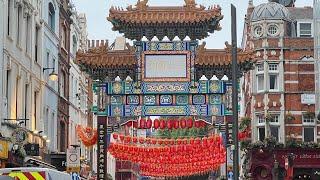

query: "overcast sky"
(72, 0), (313, 49)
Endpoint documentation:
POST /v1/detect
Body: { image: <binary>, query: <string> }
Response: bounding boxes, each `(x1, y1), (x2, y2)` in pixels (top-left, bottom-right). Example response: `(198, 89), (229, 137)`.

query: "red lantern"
(119, 135), (125, 141)
(174, 120), (179, 129)
(180, 119), (186, 128)
(160, 120), (166, 129)
(132, 137), (138, 143)
(167, 119), (173, 129)
(194, 121), (200, 128)
(146, 118), (152, 129)
(140, 118), (146, 129)
(139, 137), (145, 144)
(112, 133), (118, 140)
(154, 119), (160, 129)
(151, 138), (157, 145)
(186, 119), (193, 128)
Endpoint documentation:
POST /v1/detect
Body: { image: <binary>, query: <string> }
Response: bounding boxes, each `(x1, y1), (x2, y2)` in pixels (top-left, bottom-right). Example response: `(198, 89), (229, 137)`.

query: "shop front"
(249, 148), (320, 180)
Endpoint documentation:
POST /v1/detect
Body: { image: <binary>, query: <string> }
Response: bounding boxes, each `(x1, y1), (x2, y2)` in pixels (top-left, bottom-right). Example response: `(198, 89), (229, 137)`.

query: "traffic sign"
(67, 148), (80, 173)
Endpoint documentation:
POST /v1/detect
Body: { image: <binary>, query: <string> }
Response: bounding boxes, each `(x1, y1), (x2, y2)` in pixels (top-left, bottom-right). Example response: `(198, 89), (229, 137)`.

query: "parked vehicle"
(0, 167), (72, 180)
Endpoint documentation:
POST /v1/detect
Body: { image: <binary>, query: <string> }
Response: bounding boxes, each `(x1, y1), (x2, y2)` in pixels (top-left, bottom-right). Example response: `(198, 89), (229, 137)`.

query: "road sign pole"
(231, 4), (239, 180)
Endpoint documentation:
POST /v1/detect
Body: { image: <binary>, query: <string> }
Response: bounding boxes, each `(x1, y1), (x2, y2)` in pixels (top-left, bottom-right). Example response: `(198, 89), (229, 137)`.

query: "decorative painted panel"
(208, 104), (224, 116)
(198, 81), (208, 93)
(144, 42), (187, 51)
(106, 105), (224, 117)
(143, 95), (156, 105)
(143, 82), (190, 94)
(125, 106), (142, 117)
(192, 95), (206, 105)
(176, 95), (189, 105)
(111, 96), (123, 105)
(109, 105), (124, 117)
(158, 43), (174, 50)
(105, 81), (226, 95)
(127, 95), (139, 105)
(160, 95), (173, 105)
(189, 105), (208, 116)
(209, 81), (224, 93)
(144, 106), (187, 116)
(111, 82), (123, 94)
(210, 95), (222, 104)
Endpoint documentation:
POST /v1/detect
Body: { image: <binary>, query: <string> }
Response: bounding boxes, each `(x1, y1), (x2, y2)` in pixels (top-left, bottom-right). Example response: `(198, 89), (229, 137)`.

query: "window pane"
(304, 127), (314, 142)
(303, 115), (315, 124)
(258, 127), (265, 141)
(257, 115), (265, 124)
(269, 64), (278, 71)
(270, 126), (279, 141)
(257, 75), (264, 91)
(300, 23), (312, 37)
(300, 23), (311, 30)
(257, 64), (264, 72)
(269, 75), (278, 90)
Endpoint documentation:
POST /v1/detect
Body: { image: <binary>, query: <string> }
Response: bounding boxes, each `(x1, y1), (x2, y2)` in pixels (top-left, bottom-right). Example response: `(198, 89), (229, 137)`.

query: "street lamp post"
(43, 67), (58, 81)
(231, 4), (239, 180)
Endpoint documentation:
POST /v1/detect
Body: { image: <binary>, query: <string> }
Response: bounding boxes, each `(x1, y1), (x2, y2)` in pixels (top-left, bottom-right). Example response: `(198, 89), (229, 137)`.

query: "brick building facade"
(241, 0), (318, 179)
(58, 0), (71, 153)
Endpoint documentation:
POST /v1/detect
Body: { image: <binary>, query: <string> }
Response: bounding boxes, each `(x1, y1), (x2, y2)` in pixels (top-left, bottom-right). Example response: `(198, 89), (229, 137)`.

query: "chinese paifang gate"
(75, 0), (255, 179)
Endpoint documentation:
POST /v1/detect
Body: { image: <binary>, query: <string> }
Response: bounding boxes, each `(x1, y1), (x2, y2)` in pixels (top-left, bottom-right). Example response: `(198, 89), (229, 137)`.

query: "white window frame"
(254, 25), (263, 38)
(256, 64), (264, 92)
(257, 114), (265, 125)
(302, 113), (316, 125)
(268, 113), (280, 141)
(297, 22), (313, 38)
(303, 127), (315, 142)
(257, 127), (266, 142)
(268, 63), (279, 92)
(267, 24), (279, 36)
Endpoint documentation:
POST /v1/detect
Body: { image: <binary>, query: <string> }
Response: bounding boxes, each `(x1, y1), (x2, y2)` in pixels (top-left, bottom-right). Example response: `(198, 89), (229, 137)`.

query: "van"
(0, 167), (73, 180)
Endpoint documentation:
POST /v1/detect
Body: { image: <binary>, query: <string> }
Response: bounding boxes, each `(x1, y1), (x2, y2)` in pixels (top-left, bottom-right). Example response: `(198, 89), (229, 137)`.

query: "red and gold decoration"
(108, 133), (226, 177)
(123, 118), (207, 130)
(76, 125), (98, 147)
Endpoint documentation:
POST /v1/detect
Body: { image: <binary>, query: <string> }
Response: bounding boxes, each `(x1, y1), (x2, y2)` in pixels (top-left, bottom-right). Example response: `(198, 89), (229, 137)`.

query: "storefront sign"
(301, 94), (316, 104)
(67, 148), (80, 173)
(11, 128), (28, 145)
(50, 153), (66, 171)
(276, 149), (320, 167)
(0, 139), (9, 159)
(24, 143), (39, 156)
(97, 116), (107, 180)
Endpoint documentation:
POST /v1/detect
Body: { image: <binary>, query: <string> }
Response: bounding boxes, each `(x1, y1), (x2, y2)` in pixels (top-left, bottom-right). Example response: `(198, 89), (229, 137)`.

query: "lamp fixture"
(43, 67), (58, 81)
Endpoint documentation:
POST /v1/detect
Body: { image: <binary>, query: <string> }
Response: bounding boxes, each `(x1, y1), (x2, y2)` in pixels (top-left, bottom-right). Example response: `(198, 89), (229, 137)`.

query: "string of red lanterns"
(123, 118), (208, 129)
(108, 134), (226, 178)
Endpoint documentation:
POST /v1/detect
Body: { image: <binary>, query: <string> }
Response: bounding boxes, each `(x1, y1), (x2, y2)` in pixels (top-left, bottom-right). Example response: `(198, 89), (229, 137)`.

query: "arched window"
(59, 121), (66, 152)
(48, 3), (55, 30)
(60, 72), (65, 97)
(72, 35), (77, 55)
